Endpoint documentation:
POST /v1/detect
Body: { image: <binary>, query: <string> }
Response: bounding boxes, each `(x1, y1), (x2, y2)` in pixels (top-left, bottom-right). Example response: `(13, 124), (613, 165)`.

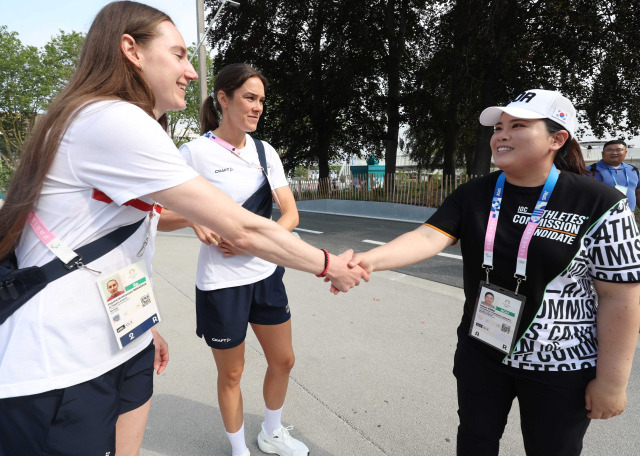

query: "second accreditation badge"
(469, 281), (525, 354)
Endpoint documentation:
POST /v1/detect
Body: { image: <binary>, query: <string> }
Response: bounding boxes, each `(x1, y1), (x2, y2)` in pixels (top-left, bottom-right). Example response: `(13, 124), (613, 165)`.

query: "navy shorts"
(0, 341), (155, 456)
(196, 266), (290, 349)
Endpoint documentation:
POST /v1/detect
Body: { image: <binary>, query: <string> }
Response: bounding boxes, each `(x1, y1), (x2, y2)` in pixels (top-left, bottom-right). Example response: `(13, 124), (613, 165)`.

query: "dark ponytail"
(543, 119), (587, 176)
(199, 95), (219, 134)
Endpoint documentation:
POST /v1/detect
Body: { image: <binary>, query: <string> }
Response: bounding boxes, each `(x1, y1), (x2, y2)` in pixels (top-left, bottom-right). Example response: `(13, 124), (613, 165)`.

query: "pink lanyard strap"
(203, 132), (283, 211)
(483, 165), (559, 291)
(204, 132), (264, 172)
(28, 210), (82, 267)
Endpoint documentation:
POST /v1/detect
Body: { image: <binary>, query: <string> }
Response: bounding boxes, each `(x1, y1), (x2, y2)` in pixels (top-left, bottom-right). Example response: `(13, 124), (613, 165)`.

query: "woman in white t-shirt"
(159, 64), (308, 456)
(0, 4), (366, 456)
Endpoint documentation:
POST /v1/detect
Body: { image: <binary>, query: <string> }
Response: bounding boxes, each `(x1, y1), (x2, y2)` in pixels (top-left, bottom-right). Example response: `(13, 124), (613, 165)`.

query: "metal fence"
(289, 172), (477, 207)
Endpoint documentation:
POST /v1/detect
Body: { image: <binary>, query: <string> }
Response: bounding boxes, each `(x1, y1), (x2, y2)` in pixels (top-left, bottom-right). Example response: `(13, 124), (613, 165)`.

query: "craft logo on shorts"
(211, 337), (231, 343)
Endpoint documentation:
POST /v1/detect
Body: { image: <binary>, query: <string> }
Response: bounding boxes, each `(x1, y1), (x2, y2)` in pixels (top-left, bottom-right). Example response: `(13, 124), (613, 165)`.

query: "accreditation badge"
(98, 261), (161, 349)
(614, 184), (628, 195)
(469, 282), (525, 354)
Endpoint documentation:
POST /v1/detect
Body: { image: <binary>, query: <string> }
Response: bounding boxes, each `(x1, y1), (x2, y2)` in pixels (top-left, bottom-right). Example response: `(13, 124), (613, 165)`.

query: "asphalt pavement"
(286, 209), (464, 289)
(141, 226), (640, 456)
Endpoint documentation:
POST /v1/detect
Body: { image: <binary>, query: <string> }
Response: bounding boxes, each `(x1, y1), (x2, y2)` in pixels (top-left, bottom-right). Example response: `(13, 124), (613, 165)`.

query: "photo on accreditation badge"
(101, 274), (127, 303)
(470, 284), (524, 354)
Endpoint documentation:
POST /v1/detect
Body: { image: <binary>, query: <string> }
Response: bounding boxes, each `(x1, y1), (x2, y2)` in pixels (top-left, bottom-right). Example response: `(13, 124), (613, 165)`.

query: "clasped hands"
(192, 223), (372, 293)
(324, 250), (372, 295)
(192, 224), (240, 257)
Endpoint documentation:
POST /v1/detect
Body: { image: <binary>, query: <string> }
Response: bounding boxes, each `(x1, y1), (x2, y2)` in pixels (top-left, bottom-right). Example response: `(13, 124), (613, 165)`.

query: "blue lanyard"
(606, 165), (629, 187)
(483, 165), (560, 292)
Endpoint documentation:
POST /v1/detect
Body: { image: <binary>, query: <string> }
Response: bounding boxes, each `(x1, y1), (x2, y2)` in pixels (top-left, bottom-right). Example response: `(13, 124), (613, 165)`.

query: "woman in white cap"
(348, 89), (640, 455)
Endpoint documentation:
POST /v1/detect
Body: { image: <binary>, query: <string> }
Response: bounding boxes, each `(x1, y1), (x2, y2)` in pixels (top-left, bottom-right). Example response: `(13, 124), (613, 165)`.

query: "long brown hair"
(544, 119), (587, 176)
(0, 1), (172, 260)
(200, 63), (268, 134)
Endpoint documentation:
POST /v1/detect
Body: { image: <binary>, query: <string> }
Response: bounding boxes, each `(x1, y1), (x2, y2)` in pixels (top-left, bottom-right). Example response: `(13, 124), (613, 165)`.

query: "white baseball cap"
(479, 89), (576, 138)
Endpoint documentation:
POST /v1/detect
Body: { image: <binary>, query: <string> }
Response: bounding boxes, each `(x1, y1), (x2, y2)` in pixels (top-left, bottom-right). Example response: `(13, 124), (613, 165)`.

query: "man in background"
(590, 140), (640, 211)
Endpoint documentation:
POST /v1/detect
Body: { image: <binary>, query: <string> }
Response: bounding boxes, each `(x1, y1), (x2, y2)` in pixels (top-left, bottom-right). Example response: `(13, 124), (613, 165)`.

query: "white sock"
(226, 423), (248, 456)
(264, 406), (283, 436)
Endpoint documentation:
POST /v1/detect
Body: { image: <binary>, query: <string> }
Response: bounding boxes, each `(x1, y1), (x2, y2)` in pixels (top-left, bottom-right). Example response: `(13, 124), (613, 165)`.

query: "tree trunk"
(383, 0), (408, 177)
(442, 116), (458, 177)
(472, 126), (493, 175)
(310, 0), (330, 182)
(442, 71), (460, 178)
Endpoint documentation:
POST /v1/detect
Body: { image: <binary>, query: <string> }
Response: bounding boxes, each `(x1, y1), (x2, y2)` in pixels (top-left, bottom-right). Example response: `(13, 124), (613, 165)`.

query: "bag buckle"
(64, 256), (101, 274)
(0, 280), (18, 300)
(63, 255), (83, 270)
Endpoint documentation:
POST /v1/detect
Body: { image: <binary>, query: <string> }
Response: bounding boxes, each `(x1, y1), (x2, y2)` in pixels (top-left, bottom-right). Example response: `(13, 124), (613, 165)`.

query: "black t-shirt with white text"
(427, 171), (640, 372)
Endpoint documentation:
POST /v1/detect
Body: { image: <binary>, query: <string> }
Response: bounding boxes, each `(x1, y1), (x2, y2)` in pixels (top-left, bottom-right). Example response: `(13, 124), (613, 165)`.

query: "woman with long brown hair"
(0, 2), (366, 455)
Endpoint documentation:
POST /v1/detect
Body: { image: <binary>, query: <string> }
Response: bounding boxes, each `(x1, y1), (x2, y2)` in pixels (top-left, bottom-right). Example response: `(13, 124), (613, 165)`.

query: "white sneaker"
(257, 423), (309, 456)
(234, 450), (250, 456)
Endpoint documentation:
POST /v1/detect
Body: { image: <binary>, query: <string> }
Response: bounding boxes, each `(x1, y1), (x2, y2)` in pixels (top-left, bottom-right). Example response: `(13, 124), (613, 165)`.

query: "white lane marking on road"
(437, 252), (463, 260)
(362, 239), (463, 260)
(295, 228), (323, 234)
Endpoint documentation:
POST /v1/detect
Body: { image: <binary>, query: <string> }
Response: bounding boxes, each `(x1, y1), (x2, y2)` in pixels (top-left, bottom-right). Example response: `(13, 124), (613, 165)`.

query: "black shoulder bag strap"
(240, 138), (273, 219)
(0, 217), (145, 324)
(253, 137), (268, 173)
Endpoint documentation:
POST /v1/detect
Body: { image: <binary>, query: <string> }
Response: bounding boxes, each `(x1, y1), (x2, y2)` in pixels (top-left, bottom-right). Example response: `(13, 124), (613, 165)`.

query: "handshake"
(321, 249), (373, 295)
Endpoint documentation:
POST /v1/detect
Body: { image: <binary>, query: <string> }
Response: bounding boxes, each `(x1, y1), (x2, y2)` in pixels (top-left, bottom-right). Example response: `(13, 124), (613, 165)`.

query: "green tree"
(166, 45), (214, 147)
(0, 27), (42, 170)
(205, 0), (435, 179)
(41, 31), (85, 102)
(372, 0), (431, 176)
(405, 0), (636, 177)
(205, 0), (382, 179)
(0, 27), (84, 192)
(583, 0), (640, 139)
